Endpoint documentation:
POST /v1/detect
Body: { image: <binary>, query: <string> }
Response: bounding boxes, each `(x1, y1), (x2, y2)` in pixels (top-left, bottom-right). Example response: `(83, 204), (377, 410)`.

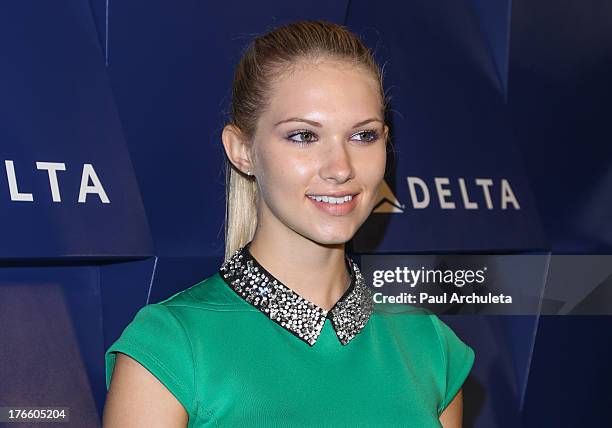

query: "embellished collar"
(218, 242), (374, 347)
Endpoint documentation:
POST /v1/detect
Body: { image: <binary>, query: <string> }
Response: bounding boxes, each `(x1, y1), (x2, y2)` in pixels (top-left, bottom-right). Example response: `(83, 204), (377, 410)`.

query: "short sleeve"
(429, 315), (475, 415)
(105, 303), (196, 415)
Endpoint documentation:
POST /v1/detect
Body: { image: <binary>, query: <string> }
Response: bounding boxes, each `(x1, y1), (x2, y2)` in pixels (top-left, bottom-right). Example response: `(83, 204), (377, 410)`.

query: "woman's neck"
(247, 230), (350, 312)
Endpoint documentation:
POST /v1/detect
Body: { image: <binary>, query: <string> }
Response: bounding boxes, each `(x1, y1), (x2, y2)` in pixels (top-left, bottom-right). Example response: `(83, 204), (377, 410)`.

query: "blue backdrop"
(0, 1), (610, 426)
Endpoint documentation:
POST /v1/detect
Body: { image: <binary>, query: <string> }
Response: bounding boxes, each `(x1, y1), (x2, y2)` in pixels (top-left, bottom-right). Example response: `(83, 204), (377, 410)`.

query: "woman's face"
(249, 58), (388, 245)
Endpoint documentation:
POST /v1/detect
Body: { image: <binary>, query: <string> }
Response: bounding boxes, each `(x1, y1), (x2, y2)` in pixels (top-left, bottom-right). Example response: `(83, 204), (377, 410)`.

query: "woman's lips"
(306, 193), (359, 216)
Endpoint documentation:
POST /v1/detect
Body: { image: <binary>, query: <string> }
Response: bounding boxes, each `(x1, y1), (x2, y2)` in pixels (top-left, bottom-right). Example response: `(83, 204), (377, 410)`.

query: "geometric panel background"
(1, 1), (610, 426)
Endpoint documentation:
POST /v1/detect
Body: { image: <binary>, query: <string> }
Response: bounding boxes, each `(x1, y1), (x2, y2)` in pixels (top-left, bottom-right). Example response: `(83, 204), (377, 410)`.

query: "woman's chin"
(308, 228), (355, 245)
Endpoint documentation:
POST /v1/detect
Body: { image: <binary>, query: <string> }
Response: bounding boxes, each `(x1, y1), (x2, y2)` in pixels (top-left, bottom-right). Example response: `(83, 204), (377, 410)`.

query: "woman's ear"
(221, 124), (255, 175)
(383, 124), (389, 144)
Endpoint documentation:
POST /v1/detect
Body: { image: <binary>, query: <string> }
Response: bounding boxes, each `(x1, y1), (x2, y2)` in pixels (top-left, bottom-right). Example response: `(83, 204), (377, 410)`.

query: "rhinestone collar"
(218, 242), (374, 346)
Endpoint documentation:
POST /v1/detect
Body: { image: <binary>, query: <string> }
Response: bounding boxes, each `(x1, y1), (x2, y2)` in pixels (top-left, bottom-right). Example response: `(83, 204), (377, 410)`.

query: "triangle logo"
(373, 180), (404, 213)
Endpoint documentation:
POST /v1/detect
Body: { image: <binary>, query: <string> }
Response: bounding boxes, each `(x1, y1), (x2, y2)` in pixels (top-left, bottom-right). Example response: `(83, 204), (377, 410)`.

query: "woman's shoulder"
(105, 271), (249, 369)
(155, 271), (249, 311)
(371, 304), (475, 415)
(371, 303), (475, 375)
(122, 271), (257, 339)
(371, 303), (448, 355)
(104, 271), (243, 416)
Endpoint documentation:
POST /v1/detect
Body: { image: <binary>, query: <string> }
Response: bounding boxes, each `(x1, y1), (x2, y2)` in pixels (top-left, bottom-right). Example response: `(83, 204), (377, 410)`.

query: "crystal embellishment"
(218, 242), (374, 346)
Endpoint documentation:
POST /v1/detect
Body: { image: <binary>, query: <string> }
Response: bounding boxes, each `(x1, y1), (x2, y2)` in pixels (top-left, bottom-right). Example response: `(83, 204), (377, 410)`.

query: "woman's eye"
(352, 130), (379, 143)
(286, 130), (317, 144)
(285, 129), (379, 145)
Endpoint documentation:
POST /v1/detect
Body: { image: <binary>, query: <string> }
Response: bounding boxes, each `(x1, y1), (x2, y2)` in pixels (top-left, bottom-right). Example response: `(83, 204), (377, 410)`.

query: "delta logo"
(373, 177), (520, 213)
(3, 160), (110, 203)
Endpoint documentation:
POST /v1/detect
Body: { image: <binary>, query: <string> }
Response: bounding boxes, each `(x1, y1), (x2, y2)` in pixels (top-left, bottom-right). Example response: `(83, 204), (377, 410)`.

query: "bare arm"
(438, 388), (463, 428)
(103, 353), (188, 428)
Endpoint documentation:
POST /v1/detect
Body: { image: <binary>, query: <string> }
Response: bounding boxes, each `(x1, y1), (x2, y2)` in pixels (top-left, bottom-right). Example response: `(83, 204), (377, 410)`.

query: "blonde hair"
(223, 20), (390, 261)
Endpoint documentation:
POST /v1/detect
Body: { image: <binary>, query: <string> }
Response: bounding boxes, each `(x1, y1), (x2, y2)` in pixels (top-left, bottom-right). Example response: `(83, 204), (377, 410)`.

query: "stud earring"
(246, 170), (252, 176)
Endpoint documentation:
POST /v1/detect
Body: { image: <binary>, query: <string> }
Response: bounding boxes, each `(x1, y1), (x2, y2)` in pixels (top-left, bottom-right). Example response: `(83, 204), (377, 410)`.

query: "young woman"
(103, 20), (475, 428)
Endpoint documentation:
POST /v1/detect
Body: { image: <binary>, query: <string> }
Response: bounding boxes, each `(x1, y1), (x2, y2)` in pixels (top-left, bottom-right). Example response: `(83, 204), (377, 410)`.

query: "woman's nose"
(319, 138), (354, 183)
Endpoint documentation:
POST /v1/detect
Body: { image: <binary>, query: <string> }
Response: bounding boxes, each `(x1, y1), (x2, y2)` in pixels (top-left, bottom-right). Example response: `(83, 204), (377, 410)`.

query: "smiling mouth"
(306, 194), (356, 204)
(305, 193), (360, 216)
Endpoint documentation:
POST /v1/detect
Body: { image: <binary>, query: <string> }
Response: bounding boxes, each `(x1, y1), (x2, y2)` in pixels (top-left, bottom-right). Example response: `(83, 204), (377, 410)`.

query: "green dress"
(105, 243), (475, 427)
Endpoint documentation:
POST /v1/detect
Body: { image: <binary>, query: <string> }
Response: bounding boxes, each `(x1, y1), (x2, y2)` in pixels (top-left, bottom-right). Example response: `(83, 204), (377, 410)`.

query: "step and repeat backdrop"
(0, 1), (610, 427)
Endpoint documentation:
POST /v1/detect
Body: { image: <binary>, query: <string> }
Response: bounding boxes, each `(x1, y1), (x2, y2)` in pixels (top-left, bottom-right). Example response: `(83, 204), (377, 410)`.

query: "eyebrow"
(273, 117), (383, 128)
